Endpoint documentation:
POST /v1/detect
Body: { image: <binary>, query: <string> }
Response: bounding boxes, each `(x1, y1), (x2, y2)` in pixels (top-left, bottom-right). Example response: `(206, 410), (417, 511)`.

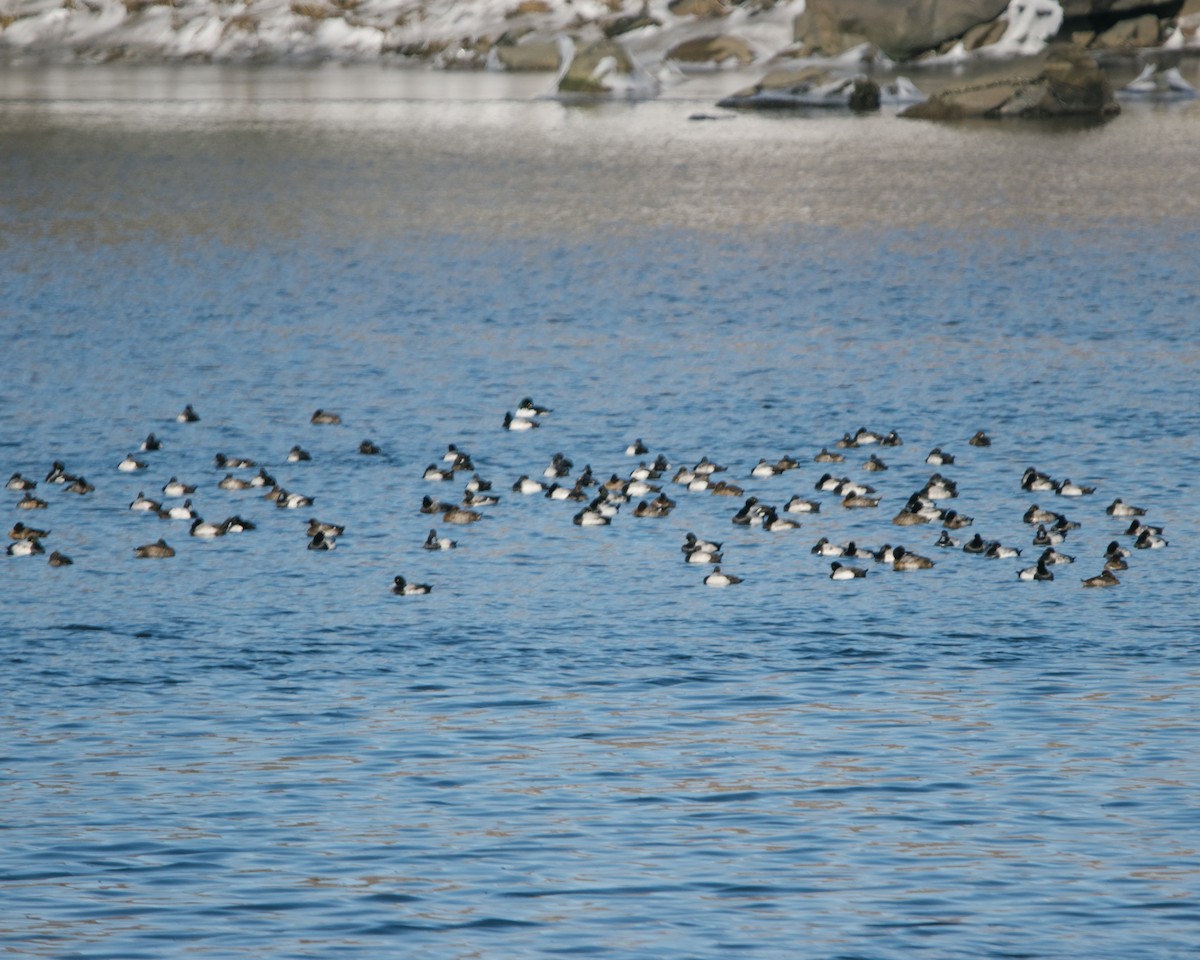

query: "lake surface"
(2, 64), (1199, 959)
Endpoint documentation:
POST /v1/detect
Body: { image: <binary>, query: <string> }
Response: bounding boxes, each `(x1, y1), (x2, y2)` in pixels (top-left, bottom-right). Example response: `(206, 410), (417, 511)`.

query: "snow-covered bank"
(2, 0), (1199, 71)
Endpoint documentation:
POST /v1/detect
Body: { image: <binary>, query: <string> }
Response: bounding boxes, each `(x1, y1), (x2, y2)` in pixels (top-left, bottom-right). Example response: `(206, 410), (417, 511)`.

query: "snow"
(0, 0), (1195, 76)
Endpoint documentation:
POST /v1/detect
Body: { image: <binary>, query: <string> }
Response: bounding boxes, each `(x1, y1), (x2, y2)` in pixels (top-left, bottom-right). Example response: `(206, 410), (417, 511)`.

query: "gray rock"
(900, 46), (1119, 119)
(793, 0), (1010, 60)
(717, 67), (910, 111)
(665, 34), (755, 67)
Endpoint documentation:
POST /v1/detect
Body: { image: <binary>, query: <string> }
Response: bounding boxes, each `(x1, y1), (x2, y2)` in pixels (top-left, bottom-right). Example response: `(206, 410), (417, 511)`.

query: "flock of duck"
(6, 401), (1169, 594)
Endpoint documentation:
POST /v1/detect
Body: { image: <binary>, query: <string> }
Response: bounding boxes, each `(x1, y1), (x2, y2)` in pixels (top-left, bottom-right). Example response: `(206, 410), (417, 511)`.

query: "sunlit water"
(2, 65), (1199, 959)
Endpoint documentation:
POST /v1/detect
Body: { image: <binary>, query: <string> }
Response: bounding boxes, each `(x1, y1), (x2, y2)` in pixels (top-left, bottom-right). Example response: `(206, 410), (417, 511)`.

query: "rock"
(668, 0), (730, 18)
(489, 38), (562, 71)
(665, 34), (755, 67)
(793, 0), (1010, 61)
(554, 37), (660, 98)
(1090, 13), (1162, 49)
(717, 67), (912, 111)
(900, 47), (1119, 119)
(603, 10), (662, 39)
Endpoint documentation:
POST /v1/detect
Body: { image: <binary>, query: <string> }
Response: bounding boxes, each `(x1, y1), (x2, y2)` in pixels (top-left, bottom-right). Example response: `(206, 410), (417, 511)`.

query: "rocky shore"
(2, 0), (1198, 116)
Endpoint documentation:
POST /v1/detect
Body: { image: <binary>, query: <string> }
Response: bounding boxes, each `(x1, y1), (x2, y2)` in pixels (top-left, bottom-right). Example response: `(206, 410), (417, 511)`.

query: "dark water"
(2, 65), (1199, 959)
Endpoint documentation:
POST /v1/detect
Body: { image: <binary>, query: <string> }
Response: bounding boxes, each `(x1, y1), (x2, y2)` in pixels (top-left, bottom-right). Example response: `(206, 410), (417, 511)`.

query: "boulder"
(665, 34), (755, 67)
(793, 0), (1010, 60)
(490, 38), (562, 70)
(668, 0), (731, 18)
(1090, 13), (1162, 49)
(555, 37), (660, 98)
(900, 46), (1119, 119)
(717, 67), (906, 110)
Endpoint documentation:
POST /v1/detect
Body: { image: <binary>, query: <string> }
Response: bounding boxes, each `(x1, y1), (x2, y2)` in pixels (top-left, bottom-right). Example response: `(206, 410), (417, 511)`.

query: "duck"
(853, 427), (883, 445)
(48, 550), (73, 567)
(311, 408), (341, 425)
(783, 495), (820, 514)
(941, 510), (973, 529)
(65, 476), (95, 495)
(17, 492), (49, 510)
(922, 474), (958, 500)
(424, 464), (455, 481)
(984, 542), (1022, 560)
(392, 575), (432, 595)
(633, 499), (672, 519)
(214, 453), (257, 470)
(731, 497), (766, 526)
(1082, 570), (1120, 588)
(967, 430), (991, 447)
(218, 474), (252, 491)
(1024, 504), (1061, 525)
(626, 438), (649, 456)
(935, 531), (960, 549)
(1106, 498), (1145, 517)
(278, 491), (315, 510)
(359, 440), (381, 456)
(542, 482), (582, 502)
(829, 561), (867, 580)
(1018, 558), (1054, 581)
(515, 397), (552, 418)
(307, 531), (336, 550)
(704, 566), (743, 586)
(1134, 528), (1168, 550)
(761, 509), (799, 531)
(307, 519), (345, 538)
(165, 499), (198, 521)
(441, 443), (469, 463)
(1039, 547), (1075, 565)
(1105, 540), (1131, 560)
(7, 538), (44, 556)
(925, 447), (954, 466)
(811, 537), (845, 557)
(573, 507), (611, 526)
(891, 546), (935, 571)
(465, 474), (492, 494)
(117, 453), (147, 472)
(424, 529), (456, 551)
(1021, 467), (1056, 492)
(709, 480), (745, 497)
(1032, 524), (1065, 546)
(249, 468), (276, 489)
(223, 516), (256, 533)
(129, 491), (162, 512)
(442, 506), (484, 525)
(834, 433), (859, 449)
(775, 455), (800, 472)
(189, 518), (226, 538)
(44, 461), (72, 484)
(503, 412), (538, 431)
(162, 477), (197, 498)
(863, 453), (888, 472)
(813, 448), (845, 463)
(140, 432), (163, 451)
(841, 491), (881, 509)
(6, 473), (36, 491)
(288, 445), (312, 462)
(1124, 519), (1164, 538)
(134, 538), (175, 558)
(751, 459), (779, 479)
(1056, 478), (1095, 497)
(1104, 555), (1129, 572)
(513, 475), (545, 495)
(962, 533), (993, 555)
(683, 534), (723, 554)
(421, 495), (456, 515)
(9, 522), (49, 541)
(544, 453), (574, 478)
(626, 477), (660, 498)
(177, 404), (200, 423)
(686, 548), (723, 564)
(814, 473), (843, 493)
(880, 431), (903, 447)
(693, 456), (726, 475)
(633, 463), (662, 484)
(463, 489), (500, 507)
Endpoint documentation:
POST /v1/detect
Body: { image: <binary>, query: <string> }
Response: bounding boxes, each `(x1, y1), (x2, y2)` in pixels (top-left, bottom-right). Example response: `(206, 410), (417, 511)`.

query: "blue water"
(2, 66), (1199, 959)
